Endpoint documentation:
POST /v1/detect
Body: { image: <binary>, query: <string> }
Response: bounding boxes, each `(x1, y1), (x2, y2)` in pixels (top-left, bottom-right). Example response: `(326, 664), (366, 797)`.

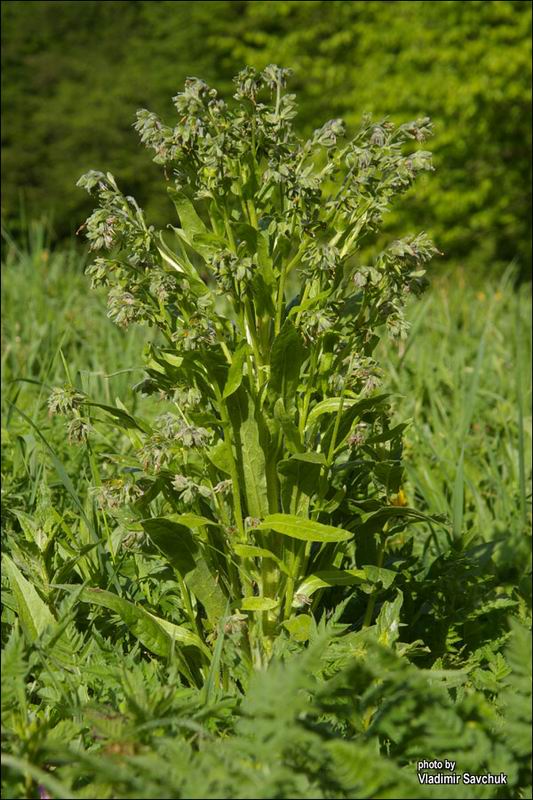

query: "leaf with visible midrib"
(3, 554), (55, 642)
(168, 189), (208, 241)
(257, 513), (352, 542)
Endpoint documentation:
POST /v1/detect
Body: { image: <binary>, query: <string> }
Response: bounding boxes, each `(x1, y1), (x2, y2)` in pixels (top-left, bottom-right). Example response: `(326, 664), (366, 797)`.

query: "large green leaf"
(168, 189), (208, 241)
(257, 513), (352, 542)
(191, 232), (229, 259)
(282, 614), (314, 642)
(269, 320), (307, 404)
(277, 453), (325, 515)
(207, 439), (232, 475)
(227, 387), (269, 519)
(141, 517), (227, 623)
(3, 554), (55, 641)
(78, 587), (209, 657)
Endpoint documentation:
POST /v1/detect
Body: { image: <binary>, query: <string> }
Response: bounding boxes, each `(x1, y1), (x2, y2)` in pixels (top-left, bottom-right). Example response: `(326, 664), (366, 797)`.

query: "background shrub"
(1, 0), (531, 275)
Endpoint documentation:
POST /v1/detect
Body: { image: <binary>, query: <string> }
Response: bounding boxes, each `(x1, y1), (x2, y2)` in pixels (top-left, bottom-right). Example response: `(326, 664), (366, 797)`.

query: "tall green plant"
(53, 66), (437, 675)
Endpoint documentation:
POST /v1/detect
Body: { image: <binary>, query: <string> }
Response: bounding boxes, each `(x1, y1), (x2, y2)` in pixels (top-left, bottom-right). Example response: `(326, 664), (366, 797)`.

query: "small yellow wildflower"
(391, 488), (408, 507)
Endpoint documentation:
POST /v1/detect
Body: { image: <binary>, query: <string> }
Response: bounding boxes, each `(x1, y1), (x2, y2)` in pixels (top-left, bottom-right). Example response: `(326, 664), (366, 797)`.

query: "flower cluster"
(91, 479), (144, 511)
(48, 385), (86, 417)
(137, 415), (212, 474)
(172, 474), (212, 505)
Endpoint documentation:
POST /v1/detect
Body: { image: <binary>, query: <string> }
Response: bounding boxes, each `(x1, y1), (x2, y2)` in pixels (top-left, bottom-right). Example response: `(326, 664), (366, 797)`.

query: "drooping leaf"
(84, 401), (149, 432)
(293, 569), (368, 603)
(306, 397), (358, 428)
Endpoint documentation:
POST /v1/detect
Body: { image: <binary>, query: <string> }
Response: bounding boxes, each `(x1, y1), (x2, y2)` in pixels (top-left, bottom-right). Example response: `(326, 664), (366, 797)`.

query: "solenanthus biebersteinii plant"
(52, 66), (438, 676)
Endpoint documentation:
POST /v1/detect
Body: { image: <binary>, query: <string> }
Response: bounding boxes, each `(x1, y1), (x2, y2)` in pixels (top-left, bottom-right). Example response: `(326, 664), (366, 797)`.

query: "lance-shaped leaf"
(157, 228), (208, 294)
(257, 513), (352, 542)
(3, 554), (55, 642)
(169, 513), (222, 529)
(277, 452), (325, 515)
(269, 320), (307, 405)
(227, 386), (269, 519)
(306, 393), (390, 431)
(141, 517), (227, 624)
(168, 189), (208, 242)
(84, 401), (149, 433)
(78, 587), (209, 657)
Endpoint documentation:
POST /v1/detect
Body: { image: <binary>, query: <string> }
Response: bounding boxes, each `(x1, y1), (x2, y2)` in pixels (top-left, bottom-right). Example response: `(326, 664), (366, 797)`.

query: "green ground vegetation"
(1, 221), (531, 799)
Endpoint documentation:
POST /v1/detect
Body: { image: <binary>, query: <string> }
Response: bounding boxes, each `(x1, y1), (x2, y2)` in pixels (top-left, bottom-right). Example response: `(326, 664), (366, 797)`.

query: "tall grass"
(378, 269), (531, 581)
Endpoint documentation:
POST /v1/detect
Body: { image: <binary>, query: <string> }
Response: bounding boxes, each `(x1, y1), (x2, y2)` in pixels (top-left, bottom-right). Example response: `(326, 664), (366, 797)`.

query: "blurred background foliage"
(1, 0), (531, 276)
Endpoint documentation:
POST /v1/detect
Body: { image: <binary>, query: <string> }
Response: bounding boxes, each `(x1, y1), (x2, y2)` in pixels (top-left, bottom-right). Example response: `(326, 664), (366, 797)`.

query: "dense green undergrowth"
(2, 219), (531, 798)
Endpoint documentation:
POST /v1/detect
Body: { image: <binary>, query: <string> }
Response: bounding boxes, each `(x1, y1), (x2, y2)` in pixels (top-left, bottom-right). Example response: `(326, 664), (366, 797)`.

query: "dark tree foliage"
(1, 0), (531, 276)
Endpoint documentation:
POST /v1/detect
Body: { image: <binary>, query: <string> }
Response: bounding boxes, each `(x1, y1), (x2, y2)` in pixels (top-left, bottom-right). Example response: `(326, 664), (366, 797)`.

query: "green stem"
(327, 351), (356, 465)
(363, 535), (385, 627)
(247, 199), (258, 228)
(283, 540), (305, 619)
(177, 573), (203, 641)
(299, 346), (319, 438)
(274, 259), (288, 336)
